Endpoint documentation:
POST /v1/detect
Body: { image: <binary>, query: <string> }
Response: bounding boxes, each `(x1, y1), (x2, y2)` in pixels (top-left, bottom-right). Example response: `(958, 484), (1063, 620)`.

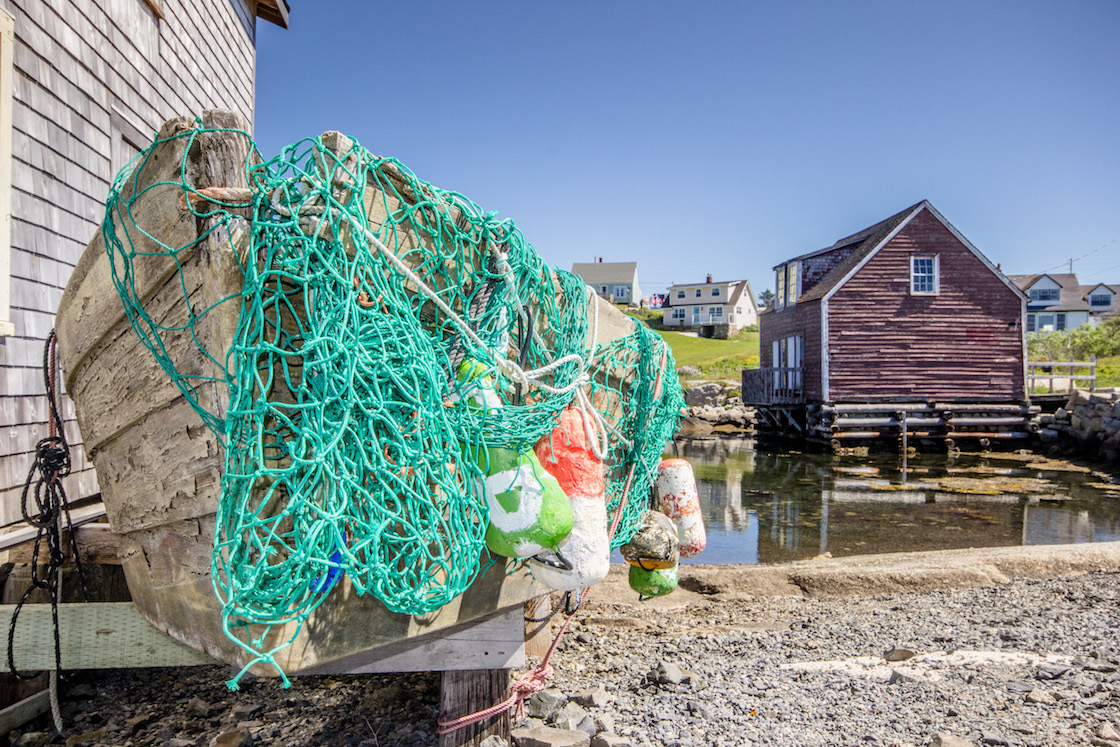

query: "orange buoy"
(529, 406), (610, 591)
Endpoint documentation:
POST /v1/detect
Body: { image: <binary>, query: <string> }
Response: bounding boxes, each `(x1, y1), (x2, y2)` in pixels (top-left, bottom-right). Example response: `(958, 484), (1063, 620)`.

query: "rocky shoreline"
(10, 545), (1120, 747)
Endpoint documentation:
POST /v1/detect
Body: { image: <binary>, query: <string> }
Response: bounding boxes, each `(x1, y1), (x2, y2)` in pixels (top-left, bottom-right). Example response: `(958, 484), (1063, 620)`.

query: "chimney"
(706, 274), (712, 284)
(599, 257), (603, 263)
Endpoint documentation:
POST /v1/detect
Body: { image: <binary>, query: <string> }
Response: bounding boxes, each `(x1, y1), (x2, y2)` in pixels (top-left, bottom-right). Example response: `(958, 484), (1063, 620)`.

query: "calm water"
(661, 438), (1120, 565)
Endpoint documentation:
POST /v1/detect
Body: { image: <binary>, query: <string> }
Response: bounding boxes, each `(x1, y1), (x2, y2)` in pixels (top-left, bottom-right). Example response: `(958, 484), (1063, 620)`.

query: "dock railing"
(741, 367), (803, 405)
(1027, 356), (1097, 394)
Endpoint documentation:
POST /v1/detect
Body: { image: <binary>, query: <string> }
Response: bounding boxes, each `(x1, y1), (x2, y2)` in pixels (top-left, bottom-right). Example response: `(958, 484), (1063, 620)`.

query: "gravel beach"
(9, 551), (1120, 747)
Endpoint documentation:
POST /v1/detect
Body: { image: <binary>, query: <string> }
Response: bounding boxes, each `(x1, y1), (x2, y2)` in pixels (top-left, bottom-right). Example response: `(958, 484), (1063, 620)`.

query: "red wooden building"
(745, 201), (1031, 447)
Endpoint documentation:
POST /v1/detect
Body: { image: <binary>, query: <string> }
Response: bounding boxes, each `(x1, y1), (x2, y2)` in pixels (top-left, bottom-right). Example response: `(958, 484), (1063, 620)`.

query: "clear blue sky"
(254, 1), (1120, 300)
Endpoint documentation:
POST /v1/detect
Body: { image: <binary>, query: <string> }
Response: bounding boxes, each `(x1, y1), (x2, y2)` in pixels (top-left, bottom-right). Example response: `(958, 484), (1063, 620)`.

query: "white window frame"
(1090, 293), (1112, 308)
(710, 306), (723, 318)
(1055, 313), (1066, 331)
(676, 289), (685, 299)
(775, 266), (786, 309)
(692, 306), (701, 324)
(671, 308), (685, 320)
(614, 285), (627, 298)
(694, 288), (702, 298)
(1030, 288), (1060, 303)
(786, 262), (799, 306)
(1026, 313), (1036, 333)
(1037, 313), (1055, 331)
(711, 287), (720, 297)
(0, 8), (15, 337)
(910, 254), (939, 295)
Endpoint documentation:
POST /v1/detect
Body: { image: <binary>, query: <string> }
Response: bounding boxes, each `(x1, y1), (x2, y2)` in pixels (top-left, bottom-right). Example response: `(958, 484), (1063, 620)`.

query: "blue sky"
(254, 1), (1120, 300)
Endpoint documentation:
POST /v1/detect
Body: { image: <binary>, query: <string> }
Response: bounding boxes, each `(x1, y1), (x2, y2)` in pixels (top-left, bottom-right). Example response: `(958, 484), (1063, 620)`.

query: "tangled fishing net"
(101, 121), (684, 684)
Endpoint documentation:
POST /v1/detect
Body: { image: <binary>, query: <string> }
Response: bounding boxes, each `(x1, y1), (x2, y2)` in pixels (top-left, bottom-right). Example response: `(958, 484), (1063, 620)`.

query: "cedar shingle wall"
(0, 0), (256, 526)
(826, 209), (1024, 403)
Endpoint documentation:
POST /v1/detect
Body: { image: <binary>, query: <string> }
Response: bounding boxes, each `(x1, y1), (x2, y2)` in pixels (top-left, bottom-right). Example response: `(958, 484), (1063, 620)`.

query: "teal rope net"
(101, 121), (684, 685)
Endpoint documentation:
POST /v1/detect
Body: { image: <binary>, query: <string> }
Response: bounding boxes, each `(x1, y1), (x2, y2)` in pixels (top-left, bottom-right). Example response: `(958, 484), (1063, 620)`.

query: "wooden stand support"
(439, 668), (511, 747)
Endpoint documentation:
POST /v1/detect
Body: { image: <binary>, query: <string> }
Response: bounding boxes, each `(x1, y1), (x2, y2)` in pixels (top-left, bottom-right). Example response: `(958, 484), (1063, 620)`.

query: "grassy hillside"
(623, 309), (760, 381)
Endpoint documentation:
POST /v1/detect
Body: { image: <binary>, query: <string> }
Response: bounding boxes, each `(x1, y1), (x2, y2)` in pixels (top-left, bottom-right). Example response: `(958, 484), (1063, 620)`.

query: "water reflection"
(668, 438), (1120, 565)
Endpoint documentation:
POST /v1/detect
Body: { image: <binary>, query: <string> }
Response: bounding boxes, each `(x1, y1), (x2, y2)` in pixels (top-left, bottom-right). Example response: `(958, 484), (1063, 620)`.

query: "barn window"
(775, 266), (786, 308)
(786, 262), (799, 305)
(0, 8), (13, 337)
(910, 255), (939, 295)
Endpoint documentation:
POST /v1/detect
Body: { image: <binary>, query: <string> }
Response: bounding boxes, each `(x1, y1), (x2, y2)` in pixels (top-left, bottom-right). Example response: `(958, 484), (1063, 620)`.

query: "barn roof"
(796, 201), (926, 303)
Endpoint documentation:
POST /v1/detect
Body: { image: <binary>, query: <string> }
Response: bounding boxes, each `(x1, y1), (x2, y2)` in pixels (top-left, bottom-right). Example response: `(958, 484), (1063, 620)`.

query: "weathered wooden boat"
(54, 110), (682, 680)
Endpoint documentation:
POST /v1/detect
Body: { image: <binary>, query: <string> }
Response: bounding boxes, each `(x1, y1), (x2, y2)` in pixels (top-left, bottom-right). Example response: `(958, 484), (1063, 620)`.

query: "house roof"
(571, 262), (638, 285)
(667, 278), (750, 291)
(797, 201), (926, 303)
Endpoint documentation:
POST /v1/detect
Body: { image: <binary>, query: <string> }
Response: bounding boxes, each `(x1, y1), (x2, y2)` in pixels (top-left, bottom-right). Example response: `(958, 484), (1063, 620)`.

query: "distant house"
(0, 0), (288, 526)
(747, 200), (1029, 446)
(1005, 273), (1119, 332)
(571, 261), (643, 305)
(663, 275), (758, 338)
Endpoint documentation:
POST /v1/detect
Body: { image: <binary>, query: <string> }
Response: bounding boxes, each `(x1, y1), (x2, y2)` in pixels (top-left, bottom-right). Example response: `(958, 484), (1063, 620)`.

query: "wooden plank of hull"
(55, 111), (637, 675)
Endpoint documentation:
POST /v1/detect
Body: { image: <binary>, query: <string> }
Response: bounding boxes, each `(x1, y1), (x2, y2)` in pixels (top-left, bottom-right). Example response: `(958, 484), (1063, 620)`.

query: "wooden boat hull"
(55, 110), (640, 676)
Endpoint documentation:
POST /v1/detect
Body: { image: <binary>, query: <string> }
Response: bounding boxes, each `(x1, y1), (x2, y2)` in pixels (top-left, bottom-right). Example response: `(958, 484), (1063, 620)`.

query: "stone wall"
(1037, 388), (1120, 462)
(678, 382), (756, 436)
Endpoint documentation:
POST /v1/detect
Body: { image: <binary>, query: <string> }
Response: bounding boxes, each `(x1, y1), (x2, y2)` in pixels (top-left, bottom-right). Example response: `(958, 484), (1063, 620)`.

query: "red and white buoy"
(529, 406), (610, 591)
(655, 458), (706, 558)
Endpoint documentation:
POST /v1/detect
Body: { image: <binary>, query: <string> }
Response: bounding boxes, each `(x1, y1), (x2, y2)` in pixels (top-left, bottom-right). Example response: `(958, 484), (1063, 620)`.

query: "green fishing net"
(101, 121), (684, 685)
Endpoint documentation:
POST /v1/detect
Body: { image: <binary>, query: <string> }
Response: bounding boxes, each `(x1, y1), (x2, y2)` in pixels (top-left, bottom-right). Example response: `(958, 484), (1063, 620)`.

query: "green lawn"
(623, 309), (759, 381)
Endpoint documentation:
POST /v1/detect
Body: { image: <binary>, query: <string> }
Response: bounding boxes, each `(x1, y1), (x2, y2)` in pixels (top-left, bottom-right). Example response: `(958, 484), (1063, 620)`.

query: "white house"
(1007, 273), (1119, 332)
(664, 275), (758, 338)
(571, 261), (643, 305)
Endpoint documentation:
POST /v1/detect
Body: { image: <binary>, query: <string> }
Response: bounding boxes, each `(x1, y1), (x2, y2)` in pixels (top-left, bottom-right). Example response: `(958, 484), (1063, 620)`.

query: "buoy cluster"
(458, 359), (705, 599)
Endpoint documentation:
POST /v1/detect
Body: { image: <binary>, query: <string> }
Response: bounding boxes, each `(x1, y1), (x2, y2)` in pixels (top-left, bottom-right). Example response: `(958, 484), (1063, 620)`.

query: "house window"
(910, 255), (939, 295)
(1026, 314), (1036, 333)
(1056, 313), (1066, 331)
(736, 307), (742, 314)
(1029, 288), (1060, 302)
(599, 285), (608, 294)
(1090, 293), (1112, 308)
(0, 8), (14, 337)
(1037, 313), (1055, 331)
(614, 285), (627, 298)
(676, 290), (685, 299)
(710, 306), (723, 318)
(786, 262), (798, 306)
(671, 308), (685, 320)
(776, 266), (786, 309)
(712, 287), (720, 297)
(694, 288), (702, 298)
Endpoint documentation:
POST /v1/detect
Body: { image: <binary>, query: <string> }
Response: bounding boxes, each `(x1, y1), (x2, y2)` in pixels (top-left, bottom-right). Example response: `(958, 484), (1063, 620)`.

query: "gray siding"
(0, 0), (257, 525)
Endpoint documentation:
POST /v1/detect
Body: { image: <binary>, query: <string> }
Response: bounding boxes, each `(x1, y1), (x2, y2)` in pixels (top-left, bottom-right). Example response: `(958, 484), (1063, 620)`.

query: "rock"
(980, 732), (1010, 746)
(480, 736), (511, 747)
(209, 727), (252, 747)
(166, 739), (197, 747)
(593, 714), (615, 734)
(571, 684), (615, 709)
(232, 703), (263, 719)
(883, 647), (916, 662)
(1097, 722), (1120, 741)
(187, 696), (213, 718)
(888, 670), (920, 685)
(1036, 664), (1070, 680)
(552, 702), (595, 736)
(675, 416), (713, 437)
(1026, 688), (1057, 704)
(931, 735), (973, 747)
(127, 713), (154, 734)
(66, 730), (107, 747)
(653, 661), (685, 685)
(591, 735), (632, 747)
(13, 734), (50, 747)
(687, 700), (714, 719)
(66, 683), (96, 699)
(684, 383), (726, 407)
(512, 726), (592, 747)
(527, 689), (568, 720)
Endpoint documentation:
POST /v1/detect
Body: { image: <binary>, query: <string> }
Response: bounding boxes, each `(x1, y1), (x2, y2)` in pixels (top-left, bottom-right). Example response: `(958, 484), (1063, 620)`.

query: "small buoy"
(620, 510), (679, 570)
(528, 407), (610, 591)
(628, 563), (678, 599)
(455, 358), (574, 558)
(479, 446), (575, 559)
(655, 458), (706, 558)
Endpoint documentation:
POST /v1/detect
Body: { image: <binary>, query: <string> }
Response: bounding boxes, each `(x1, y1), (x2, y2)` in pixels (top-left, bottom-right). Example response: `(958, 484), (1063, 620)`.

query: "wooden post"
(1090, 354), (1097, 392)
(439, 669), (511, 747)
